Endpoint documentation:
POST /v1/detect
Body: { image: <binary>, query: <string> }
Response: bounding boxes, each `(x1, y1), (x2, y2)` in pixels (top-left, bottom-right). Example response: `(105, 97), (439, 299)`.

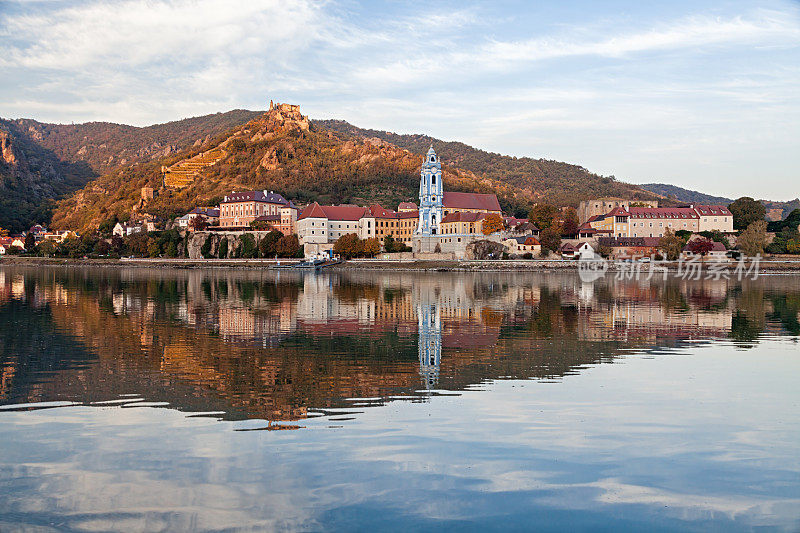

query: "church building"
(417, 146), (444, 235)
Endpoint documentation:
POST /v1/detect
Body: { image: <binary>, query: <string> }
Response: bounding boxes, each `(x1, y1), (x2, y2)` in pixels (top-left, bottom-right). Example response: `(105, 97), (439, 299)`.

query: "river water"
(0, 266), (798, 531)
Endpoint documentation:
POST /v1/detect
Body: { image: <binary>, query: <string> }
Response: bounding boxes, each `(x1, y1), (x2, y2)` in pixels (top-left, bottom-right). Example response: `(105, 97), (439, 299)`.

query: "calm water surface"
(0, 266), (799, 532)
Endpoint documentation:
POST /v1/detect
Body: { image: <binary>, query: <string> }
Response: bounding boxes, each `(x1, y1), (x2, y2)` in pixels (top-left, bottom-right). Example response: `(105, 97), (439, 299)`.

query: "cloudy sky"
(1, 0), (798, 200)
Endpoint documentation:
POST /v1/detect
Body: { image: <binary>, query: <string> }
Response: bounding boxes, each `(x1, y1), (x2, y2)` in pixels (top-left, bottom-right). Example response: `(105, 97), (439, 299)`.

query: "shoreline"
(3, 256), (800, 273)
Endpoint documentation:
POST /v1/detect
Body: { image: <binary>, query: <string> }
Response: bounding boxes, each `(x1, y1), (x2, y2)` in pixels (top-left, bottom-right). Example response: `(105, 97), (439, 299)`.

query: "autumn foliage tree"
(658, 228), (685, 260)
(333, 233), (362, 259)
(737, 221), (767, 257)
(276, 234), (301, 257)
(481, 213), (505, 235)
(362, 237), (381, 257)
(189, 216), (208, 231)
(540, 226), (561, 253)
(687, 238), (715, 259)
(528, 204), (560, 230)
(562, 207), (579, 236)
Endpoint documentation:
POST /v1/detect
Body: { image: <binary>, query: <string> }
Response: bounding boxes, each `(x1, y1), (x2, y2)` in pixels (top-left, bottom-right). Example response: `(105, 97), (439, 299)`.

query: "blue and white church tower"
(417, 145), (443, 235)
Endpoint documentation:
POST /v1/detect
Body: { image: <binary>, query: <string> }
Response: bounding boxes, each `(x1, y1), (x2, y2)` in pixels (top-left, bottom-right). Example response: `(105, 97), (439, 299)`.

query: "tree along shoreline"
(3, 256), (800, 273)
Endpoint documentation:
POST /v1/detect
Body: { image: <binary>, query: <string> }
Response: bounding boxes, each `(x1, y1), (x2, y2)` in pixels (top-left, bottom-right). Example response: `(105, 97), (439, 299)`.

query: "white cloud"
(0, 0), (326, 70)
(0, 1), (798, 198)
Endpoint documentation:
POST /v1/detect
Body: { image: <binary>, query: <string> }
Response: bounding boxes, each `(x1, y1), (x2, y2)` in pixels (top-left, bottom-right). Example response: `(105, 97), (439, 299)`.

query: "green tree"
(240, 233), (258, 258)
(729, 197), (766, 231)
(383, 235), (397, 252)
(218, 237), (229, 259)
(201, 235), (213, 258)
(258, 230), (282, 257)
(147, 237), (161, 257)
(165, 241), (178, 258)
(737, 220), (767, 257)
(36, 240), (56, 257)
(540, 226), (561, 252)
(249, 219), (272, 231)
(124, 233), (149, 256)
(98, 216), (118, 238)
(24, 232), (35, 251)
(698, 230), (730, 249)
(658, 228), (685, 260)
(94, 239), (111, 255)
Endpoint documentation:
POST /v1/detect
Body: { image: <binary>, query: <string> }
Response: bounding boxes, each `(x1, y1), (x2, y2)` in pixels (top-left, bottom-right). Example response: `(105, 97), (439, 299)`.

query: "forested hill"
(638, 183), (732, 205)
(316, 119), (661, 206)
(0, 110), (262, 231)
(50, 105), (531, 231)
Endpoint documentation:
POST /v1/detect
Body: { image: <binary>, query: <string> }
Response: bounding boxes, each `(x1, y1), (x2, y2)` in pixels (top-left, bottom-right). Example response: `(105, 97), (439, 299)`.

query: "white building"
(417, 146), (444, 235)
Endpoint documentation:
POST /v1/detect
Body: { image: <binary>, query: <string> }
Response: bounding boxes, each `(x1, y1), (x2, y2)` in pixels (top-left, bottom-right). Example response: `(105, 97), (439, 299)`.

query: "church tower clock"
(417, 146), (444, 235)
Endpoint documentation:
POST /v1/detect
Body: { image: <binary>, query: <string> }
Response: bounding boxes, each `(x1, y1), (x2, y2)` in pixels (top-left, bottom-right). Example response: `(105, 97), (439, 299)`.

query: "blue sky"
(1, 0), (798, 200)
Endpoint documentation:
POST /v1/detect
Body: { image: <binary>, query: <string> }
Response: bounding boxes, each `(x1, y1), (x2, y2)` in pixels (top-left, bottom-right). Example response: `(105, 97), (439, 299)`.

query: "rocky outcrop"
(0, 130), (17, 165)
(466, 239), (505, 260)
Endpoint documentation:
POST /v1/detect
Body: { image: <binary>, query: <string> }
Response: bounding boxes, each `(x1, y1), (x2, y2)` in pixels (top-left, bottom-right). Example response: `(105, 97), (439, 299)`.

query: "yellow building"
(440, 212), (486, 235)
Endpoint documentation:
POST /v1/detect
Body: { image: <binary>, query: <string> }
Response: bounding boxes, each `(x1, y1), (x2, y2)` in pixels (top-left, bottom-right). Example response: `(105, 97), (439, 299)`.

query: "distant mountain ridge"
(640, 183), (799, 221)
(638, 183), (732, 205)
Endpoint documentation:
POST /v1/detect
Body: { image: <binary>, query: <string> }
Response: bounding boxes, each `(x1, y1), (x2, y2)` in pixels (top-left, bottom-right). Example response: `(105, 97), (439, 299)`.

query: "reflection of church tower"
(417, 302), (442, 389)
(417, 146), (443, 235)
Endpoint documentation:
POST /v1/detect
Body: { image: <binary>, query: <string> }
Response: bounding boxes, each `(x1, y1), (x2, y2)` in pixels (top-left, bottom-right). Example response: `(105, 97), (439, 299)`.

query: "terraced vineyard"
(162, 148), (226, 188)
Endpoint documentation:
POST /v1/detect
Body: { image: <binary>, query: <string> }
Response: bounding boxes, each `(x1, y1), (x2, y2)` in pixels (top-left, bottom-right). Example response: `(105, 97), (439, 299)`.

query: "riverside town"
(2, 2), (800, 530)
(1, 105), (795, 270)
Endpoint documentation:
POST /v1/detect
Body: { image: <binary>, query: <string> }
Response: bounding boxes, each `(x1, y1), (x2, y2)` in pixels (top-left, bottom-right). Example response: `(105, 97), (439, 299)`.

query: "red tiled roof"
(397, 202), (418, 210)
(365, 204), (397, 218)
(398, 210), (419, 219)
(560, 243), (578, 252)
(694, 205), (732, 216)
(504, 216), (528, 226)
(443, 191), (501, 212)
(628, 206), (699, 219)
(441, 211), (486, 224)
(298, 203), (367, 221)
(606, 206), (630, 217)
(255, 214), (281, 222)
(524, 236), (541, 246)
(586, 214), (605, 223)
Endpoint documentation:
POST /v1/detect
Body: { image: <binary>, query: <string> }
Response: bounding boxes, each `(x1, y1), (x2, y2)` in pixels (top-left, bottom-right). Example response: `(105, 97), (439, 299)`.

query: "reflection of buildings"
(417, 303), (442, 390)
(3, 265), (798, 427)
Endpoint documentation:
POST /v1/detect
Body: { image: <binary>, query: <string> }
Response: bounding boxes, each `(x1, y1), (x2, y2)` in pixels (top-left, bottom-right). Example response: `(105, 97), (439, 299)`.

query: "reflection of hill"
(1, 267), (798, 426)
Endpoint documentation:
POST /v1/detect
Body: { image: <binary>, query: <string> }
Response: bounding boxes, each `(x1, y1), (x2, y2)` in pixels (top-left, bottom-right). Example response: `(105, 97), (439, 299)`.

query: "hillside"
(638, 183), (732, 206)
(0, 110), (262, 231)
(50, 104), (531, 231)
(316, 120), (661, 206)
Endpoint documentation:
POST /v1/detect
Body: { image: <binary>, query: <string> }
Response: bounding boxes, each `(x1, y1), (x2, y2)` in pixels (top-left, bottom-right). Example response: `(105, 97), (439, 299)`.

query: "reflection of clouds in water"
(0, 407), (320, 531)
(1, 267), (800, 529)
(2, 340), (799, 531)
